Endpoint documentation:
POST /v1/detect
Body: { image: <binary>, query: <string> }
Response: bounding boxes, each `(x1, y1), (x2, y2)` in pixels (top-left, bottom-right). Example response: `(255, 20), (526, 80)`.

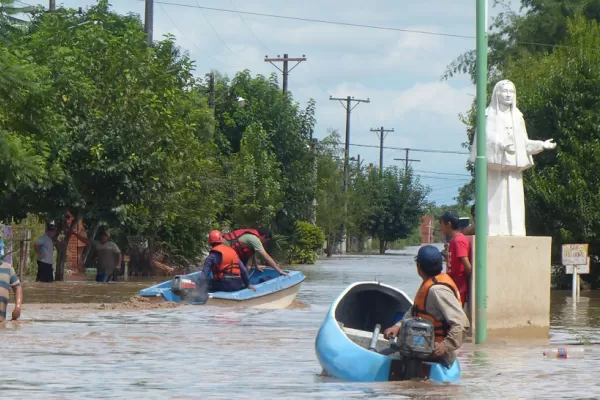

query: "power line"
(414, 169), (471, 177)
(158, 4), (241, 68)
(326, 141), (469, 155)
(231, 0), (271, 53)
(152, 1), (473, 39)
(150, 1), (582, 50)
(417, 175), (471, 181)
(194, 0), (246, 65)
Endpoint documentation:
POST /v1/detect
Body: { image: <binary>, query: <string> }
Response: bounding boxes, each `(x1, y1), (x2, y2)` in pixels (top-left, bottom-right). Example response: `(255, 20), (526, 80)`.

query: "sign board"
(562, 244), (588, 267)
(565, 257), (590, 275)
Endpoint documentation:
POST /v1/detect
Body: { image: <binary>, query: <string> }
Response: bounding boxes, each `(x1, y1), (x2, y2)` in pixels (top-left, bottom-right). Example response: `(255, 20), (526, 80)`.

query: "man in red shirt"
(439, 212), (472, 307)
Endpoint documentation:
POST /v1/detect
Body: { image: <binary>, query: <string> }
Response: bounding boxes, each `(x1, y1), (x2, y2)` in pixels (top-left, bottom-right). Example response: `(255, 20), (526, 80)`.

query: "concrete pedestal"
(470, 236), (552, 340)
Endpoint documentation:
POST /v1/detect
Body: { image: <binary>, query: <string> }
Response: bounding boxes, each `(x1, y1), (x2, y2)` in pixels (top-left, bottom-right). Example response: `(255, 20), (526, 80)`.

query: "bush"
(286, 221), (325, 264)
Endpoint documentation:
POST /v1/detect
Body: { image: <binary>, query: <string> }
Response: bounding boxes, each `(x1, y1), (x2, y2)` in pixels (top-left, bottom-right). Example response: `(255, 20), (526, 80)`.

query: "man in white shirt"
(34, 224), (58, 282)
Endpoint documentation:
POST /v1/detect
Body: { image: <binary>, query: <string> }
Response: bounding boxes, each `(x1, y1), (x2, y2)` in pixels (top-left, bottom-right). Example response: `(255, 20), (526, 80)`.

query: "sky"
(26, 0), (522, 205)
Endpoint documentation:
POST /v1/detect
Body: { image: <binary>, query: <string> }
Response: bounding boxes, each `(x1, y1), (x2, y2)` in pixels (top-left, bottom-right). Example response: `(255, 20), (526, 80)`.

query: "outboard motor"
(396, 317), (436, 359)
(386, 318), (436, 381)
(172, 275), (210, 304)
(172, 276), (197, 300)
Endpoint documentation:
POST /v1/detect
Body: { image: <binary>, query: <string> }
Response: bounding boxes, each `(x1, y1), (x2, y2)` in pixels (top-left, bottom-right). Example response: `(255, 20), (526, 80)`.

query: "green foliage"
(227, 123), (283, 227)
(286, 221), (325, 264)
(315, 131), (346, 255)
(213, 71), (316, 234)
(503, 16), (600, 287)
(356, 167), (430, 254)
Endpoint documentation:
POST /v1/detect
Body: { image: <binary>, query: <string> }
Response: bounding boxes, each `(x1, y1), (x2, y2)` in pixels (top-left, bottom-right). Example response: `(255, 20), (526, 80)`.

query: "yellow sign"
(562, 244), (588, 267)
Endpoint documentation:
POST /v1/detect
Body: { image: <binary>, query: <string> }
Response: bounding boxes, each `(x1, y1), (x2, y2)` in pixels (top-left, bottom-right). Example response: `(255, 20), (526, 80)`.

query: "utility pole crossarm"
(264, 54), (306, 94)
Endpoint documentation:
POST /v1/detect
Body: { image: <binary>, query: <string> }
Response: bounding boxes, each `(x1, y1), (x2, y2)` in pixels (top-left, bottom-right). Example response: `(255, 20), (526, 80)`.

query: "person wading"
(439, 212), (472, 308)
(223, 228), (288, 276)
(34, 223), (58, 282)
(384, 245), (470, 367)
(199, 230), (255, 292)
(0, 260), (22, 322)
(72, 228), (122, 282)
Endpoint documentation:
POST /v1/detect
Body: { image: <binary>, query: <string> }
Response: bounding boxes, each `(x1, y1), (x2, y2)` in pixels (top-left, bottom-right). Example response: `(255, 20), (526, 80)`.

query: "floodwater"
(2, 246), (600, 399)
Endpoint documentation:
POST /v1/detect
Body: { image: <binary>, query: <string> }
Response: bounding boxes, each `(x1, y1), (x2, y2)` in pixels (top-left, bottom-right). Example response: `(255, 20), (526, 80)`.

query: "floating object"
(543, 347), (585, 359)
(139, 268), (305, 309)
(315, 281), (461, 383)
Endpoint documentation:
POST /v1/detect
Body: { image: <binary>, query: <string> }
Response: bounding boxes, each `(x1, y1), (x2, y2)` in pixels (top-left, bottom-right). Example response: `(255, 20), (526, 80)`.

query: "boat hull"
(139, 268), (305, 309)
(315, 281), (461, 384)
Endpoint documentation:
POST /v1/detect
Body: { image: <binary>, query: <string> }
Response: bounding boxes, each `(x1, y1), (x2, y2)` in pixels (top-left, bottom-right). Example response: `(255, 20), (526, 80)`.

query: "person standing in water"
(72, 228), (122, 282)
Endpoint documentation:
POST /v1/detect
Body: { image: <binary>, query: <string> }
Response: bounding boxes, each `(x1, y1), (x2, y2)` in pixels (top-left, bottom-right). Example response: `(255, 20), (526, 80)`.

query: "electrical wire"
(328, 141), (469, 155)
(231, 0), (271, 54)
(151, 1), (582, 50)
(158, 4), (242, 68)
(413, 169), (471, 177)
(193, 0), (247, 65)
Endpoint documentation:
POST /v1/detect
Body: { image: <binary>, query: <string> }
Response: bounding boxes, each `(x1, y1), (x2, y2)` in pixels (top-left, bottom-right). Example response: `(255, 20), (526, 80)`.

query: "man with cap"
(199, 230), (255, 292)
(72, 227), (122, 282)
(384, 245), (470, 367)
(34, 223), (58, 282)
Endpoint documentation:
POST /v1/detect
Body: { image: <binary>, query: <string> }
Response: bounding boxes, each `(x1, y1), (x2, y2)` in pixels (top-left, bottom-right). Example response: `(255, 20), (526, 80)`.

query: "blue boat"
(139, 268), (305, 309)
(315, 281), (462, 383)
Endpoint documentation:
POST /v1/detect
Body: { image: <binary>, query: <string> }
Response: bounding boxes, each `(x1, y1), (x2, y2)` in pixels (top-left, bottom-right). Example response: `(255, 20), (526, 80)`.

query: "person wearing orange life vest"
(383, 245), (470, 366)
(199, 231), (256, 292)
(223, 228), (288, 277)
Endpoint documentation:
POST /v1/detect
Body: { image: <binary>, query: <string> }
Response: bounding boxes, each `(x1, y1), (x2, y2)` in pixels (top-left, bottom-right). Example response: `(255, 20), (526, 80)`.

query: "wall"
(470, 236), (552, 340)
(420, 215), (434, 244)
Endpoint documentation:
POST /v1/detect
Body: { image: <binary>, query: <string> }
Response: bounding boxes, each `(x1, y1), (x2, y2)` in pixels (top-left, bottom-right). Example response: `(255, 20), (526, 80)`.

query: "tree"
(226, 123), (283, 228)
(213, 71), (316, 234)
(1, 3), (222, 277)
(501, 16), (600, 287)
(314, 132), (346, 256)
(359, 167), (430, 254)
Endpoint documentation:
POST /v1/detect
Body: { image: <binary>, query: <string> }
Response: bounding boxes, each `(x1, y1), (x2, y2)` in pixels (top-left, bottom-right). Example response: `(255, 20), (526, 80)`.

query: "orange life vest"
(223, 229), (261, 264)
(210, 244), (241, 281)
(411, 273), (461, 342)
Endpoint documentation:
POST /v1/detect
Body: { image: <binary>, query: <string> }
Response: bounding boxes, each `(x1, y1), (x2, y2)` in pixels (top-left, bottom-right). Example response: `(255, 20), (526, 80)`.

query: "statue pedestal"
(470, 236), (552, 341)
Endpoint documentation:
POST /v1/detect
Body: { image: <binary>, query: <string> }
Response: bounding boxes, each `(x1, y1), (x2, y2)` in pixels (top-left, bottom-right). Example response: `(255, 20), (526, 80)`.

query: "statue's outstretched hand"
(504, 143), (516, 155)
(543, 139), (557, 150)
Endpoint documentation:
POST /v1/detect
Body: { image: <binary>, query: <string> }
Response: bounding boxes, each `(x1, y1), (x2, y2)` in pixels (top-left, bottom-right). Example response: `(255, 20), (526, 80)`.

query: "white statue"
(469, 79), (556, 236)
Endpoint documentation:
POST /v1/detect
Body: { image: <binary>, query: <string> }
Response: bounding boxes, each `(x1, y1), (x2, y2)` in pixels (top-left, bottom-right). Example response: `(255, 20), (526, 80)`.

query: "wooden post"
(18, 234), (25, 280)
(22, 230), (31, 282)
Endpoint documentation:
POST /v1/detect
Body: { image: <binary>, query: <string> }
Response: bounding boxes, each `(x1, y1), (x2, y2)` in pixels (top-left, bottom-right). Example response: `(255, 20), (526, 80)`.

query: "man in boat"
(199, 230), (255, 292)
(223, 228), (288, 277)
(383, 245), (470, 367)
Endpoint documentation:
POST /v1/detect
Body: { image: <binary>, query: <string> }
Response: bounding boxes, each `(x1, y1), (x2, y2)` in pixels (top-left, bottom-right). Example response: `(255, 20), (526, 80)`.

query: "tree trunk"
(55, 215), (81, 281)
(81, 220), (102, 265)
(379, 239), (386, 255)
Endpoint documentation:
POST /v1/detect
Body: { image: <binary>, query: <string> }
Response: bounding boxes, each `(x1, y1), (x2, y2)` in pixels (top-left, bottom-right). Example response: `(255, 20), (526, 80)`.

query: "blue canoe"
(315, 281), (461, 383)
(139, 268), (306, 309)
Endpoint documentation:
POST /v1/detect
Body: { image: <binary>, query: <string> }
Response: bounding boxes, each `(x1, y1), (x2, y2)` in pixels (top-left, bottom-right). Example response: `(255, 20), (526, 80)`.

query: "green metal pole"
(475, 0), (488, 344)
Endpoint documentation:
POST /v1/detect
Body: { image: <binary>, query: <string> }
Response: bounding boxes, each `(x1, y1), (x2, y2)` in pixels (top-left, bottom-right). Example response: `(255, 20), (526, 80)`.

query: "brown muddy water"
(2, 246), (600, 399)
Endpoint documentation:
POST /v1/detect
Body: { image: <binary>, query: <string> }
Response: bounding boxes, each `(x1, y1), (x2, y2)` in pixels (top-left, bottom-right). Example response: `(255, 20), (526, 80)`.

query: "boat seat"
(342, 327), (390, 352)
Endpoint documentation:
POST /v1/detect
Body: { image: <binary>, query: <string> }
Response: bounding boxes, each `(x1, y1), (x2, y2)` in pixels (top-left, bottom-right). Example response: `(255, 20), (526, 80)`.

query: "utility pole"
(264, 54), (306, 94)
(394, 149), (421, 175)
(49, 0), (55, 11)
(144, 0), (154, 46)
(330, 95), (370, 254)
(370, 126), (394, 176)
(208, 72), (215, 109)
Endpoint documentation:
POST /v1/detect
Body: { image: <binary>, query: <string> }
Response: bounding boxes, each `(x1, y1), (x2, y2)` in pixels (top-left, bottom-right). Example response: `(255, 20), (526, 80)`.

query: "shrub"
(286, 221), (325, 264)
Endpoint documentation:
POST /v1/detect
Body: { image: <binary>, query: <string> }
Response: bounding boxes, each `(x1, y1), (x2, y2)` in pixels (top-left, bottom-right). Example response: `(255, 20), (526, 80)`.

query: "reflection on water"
(1, 246), (600, 399)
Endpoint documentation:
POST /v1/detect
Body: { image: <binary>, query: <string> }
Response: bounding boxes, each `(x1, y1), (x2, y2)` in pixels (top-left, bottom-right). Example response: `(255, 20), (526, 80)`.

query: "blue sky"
(27, 0), (522, 205)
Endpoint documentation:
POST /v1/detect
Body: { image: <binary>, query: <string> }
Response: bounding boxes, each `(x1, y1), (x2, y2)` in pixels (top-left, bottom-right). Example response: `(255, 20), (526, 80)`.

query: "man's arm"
(8, 266), (22, 320)
(456, 239), (472, 275)
(238, 260), (255, 291)
(256, 250), (288, 276)
(462, 225), (475, 235)
(200, 253), (216, 277)
(428, 286), (470, 354)
(115, 247), (123, 270)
